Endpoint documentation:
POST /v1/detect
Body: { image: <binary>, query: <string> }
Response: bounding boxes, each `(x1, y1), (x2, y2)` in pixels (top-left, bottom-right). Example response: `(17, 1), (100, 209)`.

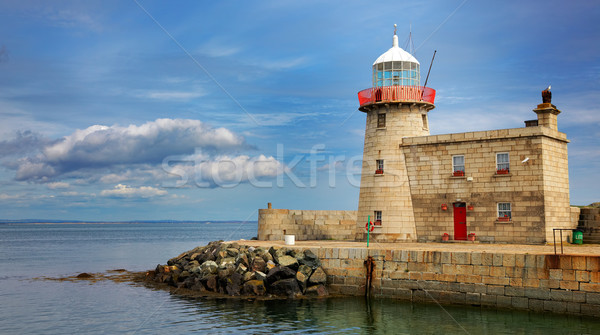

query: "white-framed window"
(377, 113), (386, 128)
(452, 155), (465, 174)
(498, 203), (511, 219)
(496, 152), (510, 172)
(376, 159), (384, 173)
(374, 210), (382, 225)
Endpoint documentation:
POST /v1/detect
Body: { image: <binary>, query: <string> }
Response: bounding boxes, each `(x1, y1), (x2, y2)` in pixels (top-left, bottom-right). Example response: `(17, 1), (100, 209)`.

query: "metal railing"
(357, 85), (436, 106)
(552, 228), (573, 255)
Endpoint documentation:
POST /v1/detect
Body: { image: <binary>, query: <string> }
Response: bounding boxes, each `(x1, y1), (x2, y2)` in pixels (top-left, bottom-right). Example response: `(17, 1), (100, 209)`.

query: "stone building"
(258, 28), (577, 244)
(355, 29), (575, 244)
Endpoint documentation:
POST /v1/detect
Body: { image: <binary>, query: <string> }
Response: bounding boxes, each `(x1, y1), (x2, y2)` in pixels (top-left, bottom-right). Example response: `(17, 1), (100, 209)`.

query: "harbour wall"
(242, 241), (600, 317)
(257, 207), (357, 241)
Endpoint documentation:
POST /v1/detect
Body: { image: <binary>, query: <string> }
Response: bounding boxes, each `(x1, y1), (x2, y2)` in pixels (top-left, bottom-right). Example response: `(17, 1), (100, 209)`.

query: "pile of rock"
(147, 241), (328, 298)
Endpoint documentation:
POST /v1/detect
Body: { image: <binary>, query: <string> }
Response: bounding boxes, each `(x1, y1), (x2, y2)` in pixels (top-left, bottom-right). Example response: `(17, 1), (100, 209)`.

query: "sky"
(0, 0), (598, 221)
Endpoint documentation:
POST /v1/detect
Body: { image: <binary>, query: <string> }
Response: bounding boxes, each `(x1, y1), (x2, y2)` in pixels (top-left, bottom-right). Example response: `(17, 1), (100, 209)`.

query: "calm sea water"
(1, 222), (598, 334)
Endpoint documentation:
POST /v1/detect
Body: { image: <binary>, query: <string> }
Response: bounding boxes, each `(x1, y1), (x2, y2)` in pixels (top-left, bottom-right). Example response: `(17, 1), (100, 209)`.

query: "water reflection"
(157, 294), (600, 334)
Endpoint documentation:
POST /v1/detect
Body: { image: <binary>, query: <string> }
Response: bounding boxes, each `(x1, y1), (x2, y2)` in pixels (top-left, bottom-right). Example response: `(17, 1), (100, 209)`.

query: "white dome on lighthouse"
(373, 34), (419, 65)
(372, 25), (421, 87)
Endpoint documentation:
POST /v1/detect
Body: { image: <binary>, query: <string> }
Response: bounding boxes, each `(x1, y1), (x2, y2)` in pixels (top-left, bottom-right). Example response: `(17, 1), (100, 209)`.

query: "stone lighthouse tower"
(356, 26), (436, 242)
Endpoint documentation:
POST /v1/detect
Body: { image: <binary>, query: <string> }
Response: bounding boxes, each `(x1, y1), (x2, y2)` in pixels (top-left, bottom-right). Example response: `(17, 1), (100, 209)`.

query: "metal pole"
(553, 229), (557, 255)
(367, 215), (370, 248)
(560, 230), (564, 254)
(421, 50), (436, 101)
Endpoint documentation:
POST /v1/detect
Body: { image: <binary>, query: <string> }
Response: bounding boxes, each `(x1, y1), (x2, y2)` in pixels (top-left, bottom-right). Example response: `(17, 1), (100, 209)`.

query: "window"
(452, 155), (465, 176)
(422, 114), (428, 130)
(375, 160), (384, 174)
(498, 203), (511, 220)
(496, 152), (510, 172)
(374, 211), (382, 225)
(377, 113), (386, 128)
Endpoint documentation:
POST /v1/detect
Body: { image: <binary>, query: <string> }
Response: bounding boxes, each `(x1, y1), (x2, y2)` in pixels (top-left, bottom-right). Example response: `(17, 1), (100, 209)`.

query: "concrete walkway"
(237, 240), (600, 256)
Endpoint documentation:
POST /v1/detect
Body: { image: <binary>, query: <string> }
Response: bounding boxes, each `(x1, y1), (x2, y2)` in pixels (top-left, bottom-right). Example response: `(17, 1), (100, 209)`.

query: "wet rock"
(265, 266), (296, 286)
(242, 280), (266, 296)
(308, 267), (327, 285)
(270, 278), (301, 297)
(305, 284), (328, 297)
(296, 264), (312, 291)
(205, 275), (218, 292)
(266, 260), (277, 271)
(76, 273), (93, 279)
(224, 272), (242, 296)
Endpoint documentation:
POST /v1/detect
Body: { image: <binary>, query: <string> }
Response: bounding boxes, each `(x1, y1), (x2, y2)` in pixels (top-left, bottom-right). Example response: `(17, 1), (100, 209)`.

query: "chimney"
(533, 103), (560, 131)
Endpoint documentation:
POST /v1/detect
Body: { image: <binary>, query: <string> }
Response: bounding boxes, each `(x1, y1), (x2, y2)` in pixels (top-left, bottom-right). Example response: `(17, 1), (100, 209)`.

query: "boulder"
(200, 261), (218, 275)
(217, 264), (235, 279)
(243, 271), (256, 282)
(305, 284), (328, 297)
(273, 247), (289, 263)
(265, 266), (296, 286)
(242, 280), (266, 296)
(266, 260), (277, 271)
(308, 267), (327, 285)
(296, 264), (312, 291)
(299, 249), (321, 269)
(251, 257), (266, 273)
(270, 278), (301, 297)
(226, 248), (239, 257)
(219, 257), (236, 267)
(224, 272), (243, 296)
(277, 255), (299, 270)
(255, 271), (267, 281)
(205, 275), (218, 292)
(236, 253), (249, 268)
(236, 263), (247, 274)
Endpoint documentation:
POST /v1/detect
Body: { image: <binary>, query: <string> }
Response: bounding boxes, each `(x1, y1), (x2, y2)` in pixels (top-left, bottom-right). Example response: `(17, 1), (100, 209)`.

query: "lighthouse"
(356, 26), (436, 242)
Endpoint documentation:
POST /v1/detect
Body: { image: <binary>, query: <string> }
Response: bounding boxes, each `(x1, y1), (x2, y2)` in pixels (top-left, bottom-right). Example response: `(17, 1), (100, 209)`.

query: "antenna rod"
(421, 50), (437, 100)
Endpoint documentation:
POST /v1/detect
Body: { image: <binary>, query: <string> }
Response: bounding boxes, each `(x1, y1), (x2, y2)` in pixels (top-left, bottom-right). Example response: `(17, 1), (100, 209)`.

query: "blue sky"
(0, 0), (598, 221)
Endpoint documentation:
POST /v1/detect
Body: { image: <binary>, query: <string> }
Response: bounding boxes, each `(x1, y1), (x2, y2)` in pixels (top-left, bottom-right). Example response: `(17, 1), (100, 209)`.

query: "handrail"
(357, 85), (436, 106)
(552, 228), (573, 254)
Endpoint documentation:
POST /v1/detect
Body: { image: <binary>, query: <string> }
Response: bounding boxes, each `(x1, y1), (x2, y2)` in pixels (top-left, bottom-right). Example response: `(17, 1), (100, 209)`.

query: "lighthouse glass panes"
(373, 61), (420, 87)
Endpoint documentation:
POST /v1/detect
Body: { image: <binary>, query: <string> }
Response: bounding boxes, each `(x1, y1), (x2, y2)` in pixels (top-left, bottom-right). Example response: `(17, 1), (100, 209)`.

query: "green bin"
(572, 230), (583, 245)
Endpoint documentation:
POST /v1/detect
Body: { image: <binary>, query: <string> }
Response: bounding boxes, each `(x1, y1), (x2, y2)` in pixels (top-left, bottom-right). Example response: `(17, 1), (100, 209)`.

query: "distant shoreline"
(0, 221), (258, 225)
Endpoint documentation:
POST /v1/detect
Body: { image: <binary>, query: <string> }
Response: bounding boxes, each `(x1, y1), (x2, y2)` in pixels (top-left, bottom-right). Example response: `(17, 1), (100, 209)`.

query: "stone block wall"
(303, 246), (600, 317)
(579, 207), (600, 244)
(257, 208), (357, 241)
(357, 103), (431, 243)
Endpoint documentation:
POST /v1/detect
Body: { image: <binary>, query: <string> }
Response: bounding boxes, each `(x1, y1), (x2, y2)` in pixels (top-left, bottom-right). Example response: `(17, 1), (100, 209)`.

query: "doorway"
(453, 202), (467, 240)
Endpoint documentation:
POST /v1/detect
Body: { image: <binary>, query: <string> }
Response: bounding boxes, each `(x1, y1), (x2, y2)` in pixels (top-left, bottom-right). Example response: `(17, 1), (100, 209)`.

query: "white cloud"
(133, 89), (205, 101)
(12, 118), (246, 181)
(47, 182), (70, 189)
(100, 184), (168, 198)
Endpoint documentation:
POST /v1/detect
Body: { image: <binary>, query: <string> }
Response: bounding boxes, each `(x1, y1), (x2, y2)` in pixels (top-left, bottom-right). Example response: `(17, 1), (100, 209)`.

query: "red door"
(453, 203), (467, 240)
